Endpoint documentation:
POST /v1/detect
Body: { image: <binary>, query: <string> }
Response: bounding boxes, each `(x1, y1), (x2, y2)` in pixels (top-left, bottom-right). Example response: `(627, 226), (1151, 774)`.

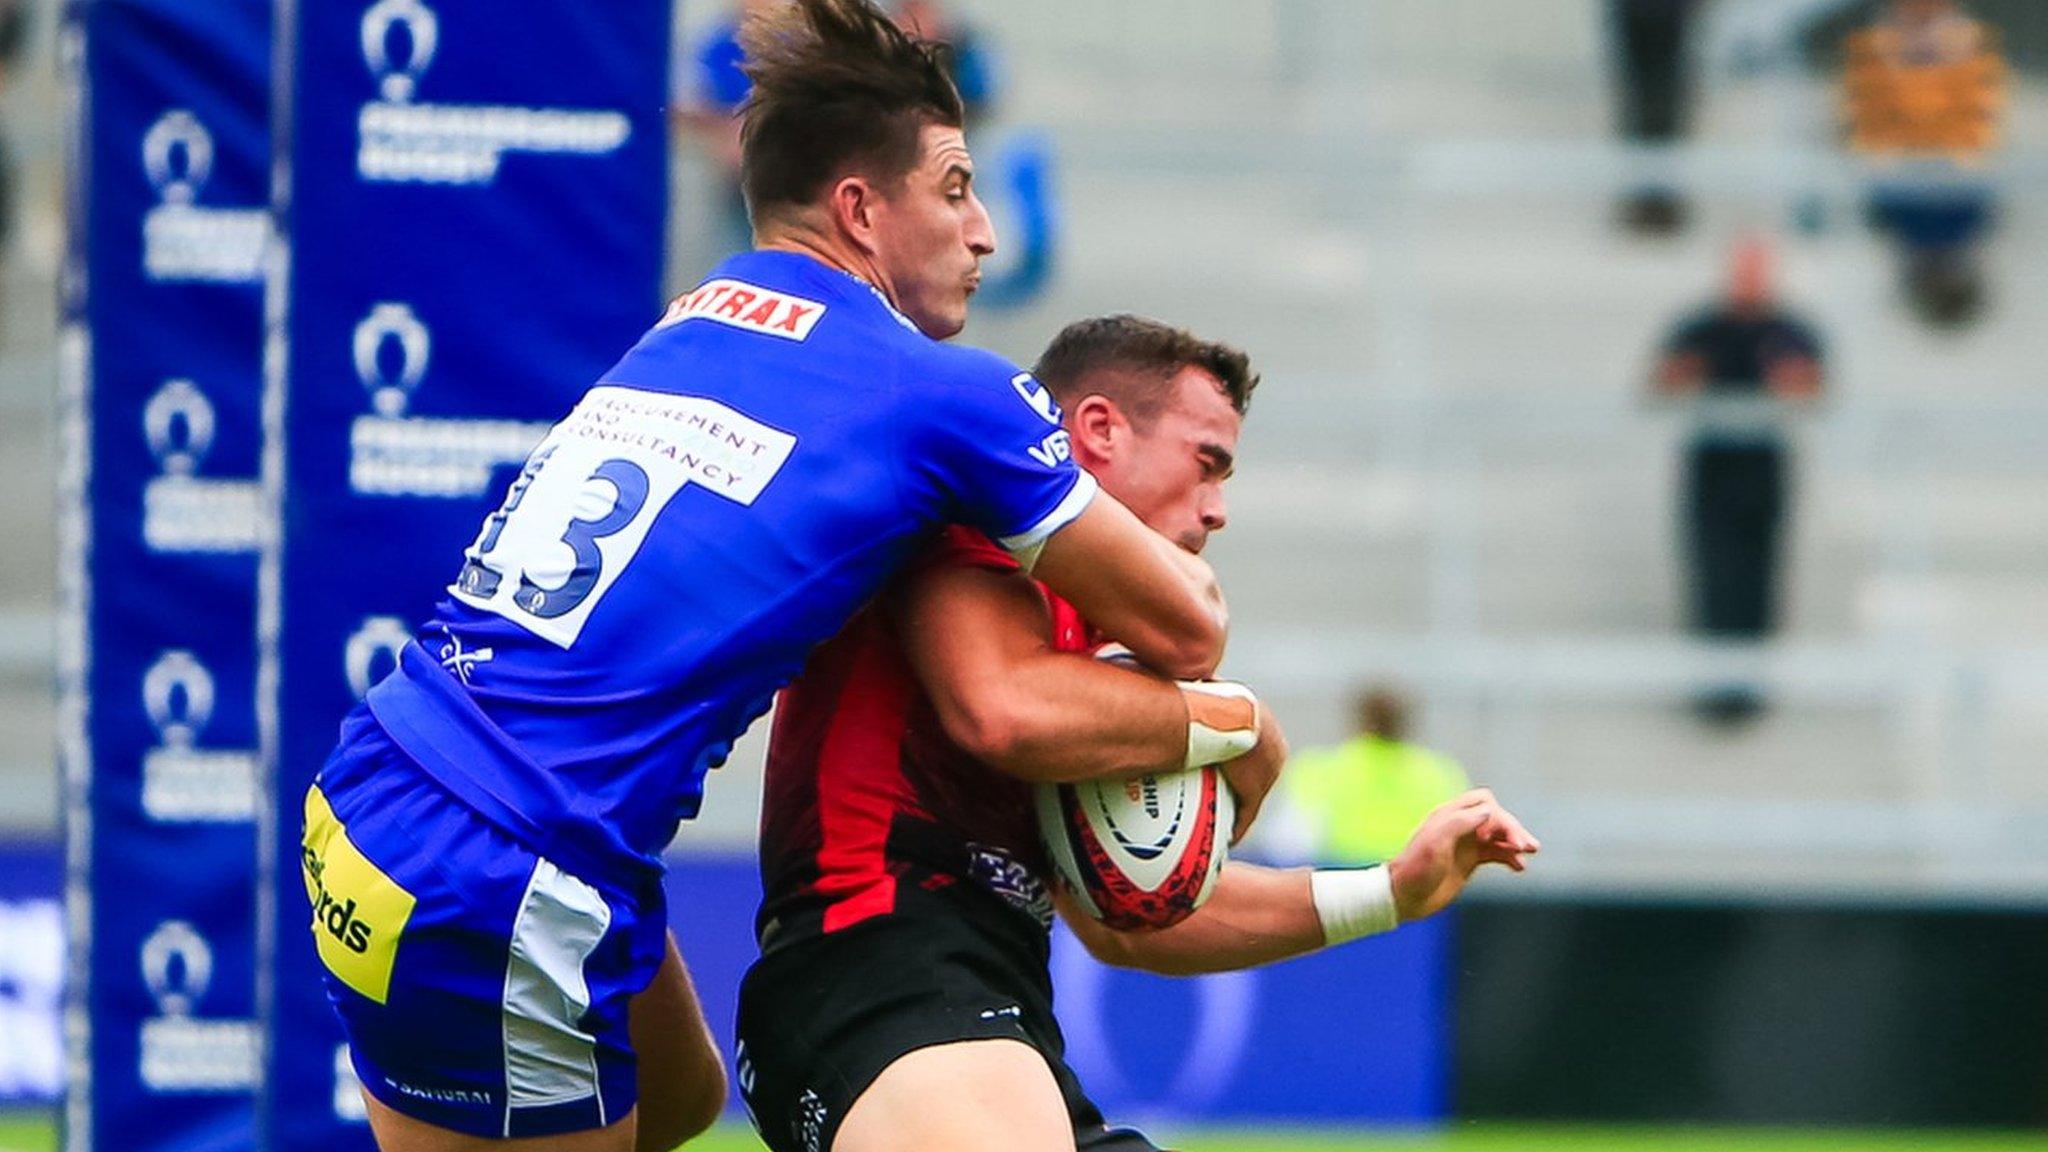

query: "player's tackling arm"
(892, 562), (1192, 783)
(1028, 490), (1228, 682)
(1066, 789), (1541, 977)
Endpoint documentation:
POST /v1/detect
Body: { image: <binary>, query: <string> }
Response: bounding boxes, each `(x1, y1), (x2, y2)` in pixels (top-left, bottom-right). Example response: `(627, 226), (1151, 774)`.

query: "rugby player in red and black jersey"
(735, 316), (1541, 1152)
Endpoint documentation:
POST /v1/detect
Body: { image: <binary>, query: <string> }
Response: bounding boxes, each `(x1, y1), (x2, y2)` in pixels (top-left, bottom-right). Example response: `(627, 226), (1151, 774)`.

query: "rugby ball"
(1036, 765), (1234, 931)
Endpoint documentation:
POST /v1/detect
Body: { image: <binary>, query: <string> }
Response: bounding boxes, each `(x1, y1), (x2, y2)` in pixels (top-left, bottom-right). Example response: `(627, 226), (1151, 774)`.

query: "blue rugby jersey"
(360, 250), (1096, 877)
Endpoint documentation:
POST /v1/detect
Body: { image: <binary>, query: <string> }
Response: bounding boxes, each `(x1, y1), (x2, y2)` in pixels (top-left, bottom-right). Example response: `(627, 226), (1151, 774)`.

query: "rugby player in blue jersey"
(296, 2), (1283, 1150)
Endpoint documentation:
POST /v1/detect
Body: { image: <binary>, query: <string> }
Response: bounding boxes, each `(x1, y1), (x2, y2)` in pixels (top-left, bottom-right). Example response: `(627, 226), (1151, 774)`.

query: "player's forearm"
(1077, 544), (1226, 683)
(1031, 494), (1226, 680)
(967, 656), (1191, 783)
(1075, 864), (1324, 977)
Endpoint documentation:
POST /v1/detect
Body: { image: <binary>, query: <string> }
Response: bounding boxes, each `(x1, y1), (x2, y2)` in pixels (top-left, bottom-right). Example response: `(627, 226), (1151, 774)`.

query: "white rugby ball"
(1036, 765), (1234, 931)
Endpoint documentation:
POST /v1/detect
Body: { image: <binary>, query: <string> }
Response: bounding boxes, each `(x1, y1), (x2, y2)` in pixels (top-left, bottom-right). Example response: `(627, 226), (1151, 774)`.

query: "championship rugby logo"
(346, 302), (553, 498)
(144, 379), (215, 477)
(142, 110), (213, 205)
(139, 108), (269, 283)
(142, 649), (215, 751)
(140, 649), (257, 822)
(141, 379), (264, 554)
(140, 920), (215, 1019)
(137, 920), (260, 1091)
(356, 0), (632, 185)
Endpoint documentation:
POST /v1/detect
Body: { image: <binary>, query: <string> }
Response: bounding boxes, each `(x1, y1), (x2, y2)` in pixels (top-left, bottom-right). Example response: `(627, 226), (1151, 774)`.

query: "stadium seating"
(675, 0), (2048, 897)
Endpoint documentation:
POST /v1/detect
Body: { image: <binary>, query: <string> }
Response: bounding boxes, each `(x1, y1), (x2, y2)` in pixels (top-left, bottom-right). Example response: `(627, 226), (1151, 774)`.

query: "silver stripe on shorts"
(500, 857), (613, 1132)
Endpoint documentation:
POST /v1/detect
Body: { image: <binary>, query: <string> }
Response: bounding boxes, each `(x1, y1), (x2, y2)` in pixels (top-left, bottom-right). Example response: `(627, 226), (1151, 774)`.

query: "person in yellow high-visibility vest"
(1274, 686), (1471, 866)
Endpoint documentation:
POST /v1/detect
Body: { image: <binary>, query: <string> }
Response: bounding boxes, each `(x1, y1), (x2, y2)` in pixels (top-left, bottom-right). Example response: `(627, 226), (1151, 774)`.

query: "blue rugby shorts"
(301, 711), (666, 1139)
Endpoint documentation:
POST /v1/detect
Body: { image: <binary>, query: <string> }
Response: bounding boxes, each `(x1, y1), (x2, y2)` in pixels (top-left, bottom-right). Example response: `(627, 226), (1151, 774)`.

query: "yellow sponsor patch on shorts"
(302, 785), (416, 1005)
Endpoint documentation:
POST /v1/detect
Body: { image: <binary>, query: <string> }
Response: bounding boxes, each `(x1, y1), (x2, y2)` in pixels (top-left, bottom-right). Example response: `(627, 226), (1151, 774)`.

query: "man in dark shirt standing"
(1609, 0), (1703, 235)
(1654, 237), (1826, 722)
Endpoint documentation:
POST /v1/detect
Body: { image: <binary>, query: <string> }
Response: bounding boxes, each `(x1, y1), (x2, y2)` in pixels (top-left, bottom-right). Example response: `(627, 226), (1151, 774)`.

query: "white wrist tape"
(1311, 866), (1400, 946)
(1176, 680), (1259, 771)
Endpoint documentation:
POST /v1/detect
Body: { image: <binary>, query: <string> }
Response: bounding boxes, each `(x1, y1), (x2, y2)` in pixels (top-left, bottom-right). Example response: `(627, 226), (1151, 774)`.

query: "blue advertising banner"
(59, 2), (274, 1150)
(0, 839), (63, 1107)
(1051, 914), (1449, 1123)
(662, 856), (1450, 1128)
(262, 1), (671, 1146)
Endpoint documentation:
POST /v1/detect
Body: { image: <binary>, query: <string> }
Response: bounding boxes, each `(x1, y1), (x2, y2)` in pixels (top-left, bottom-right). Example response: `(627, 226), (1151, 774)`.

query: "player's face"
(1104, 367), (1241, 555)
(869, 124), (995, 339)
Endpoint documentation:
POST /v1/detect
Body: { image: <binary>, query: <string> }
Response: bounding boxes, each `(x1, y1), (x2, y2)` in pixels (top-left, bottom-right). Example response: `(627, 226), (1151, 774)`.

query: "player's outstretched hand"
(1220, 702), (1288, 846)
(1386, 788), (1540, 924)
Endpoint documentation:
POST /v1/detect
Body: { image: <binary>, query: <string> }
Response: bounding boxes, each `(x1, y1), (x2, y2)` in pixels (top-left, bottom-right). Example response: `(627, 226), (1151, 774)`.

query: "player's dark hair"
(1032, 315), (1259, 428)
(739, 0), (964, 225)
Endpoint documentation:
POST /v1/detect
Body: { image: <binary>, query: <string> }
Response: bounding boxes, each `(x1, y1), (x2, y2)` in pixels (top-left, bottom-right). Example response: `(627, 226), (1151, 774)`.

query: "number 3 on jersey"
(449, 387), (798, 648)
(457, 451), (648, 619)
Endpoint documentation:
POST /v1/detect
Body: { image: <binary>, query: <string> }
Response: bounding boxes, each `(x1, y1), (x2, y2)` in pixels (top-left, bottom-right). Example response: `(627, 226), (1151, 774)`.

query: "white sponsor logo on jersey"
(1009, 372), (1061, 424)
(450, 387), (798, 648)
(1027, 429), (1072, 469)
(654, 279), (827, 342)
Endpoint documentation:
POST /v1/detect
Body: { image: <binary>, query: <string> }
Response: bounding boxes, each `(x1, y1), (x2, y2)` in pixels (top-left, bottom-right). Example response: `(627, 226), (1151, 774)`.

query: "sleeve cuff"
(996, 470), (1098, 573)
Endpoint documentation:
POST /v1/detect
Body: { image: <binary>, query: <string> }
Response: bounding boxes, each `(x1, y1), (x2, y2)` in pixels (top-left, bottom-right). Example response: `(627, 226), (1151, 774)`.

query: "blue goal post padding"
(260, 2), (672, 1147)
(60, 2), (275, 1150)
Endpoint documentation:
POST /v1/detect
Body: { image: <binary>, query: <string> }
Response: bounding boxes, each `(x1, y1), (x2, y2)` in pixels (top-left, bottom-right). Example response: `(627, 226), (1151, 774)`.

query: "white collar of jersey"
(836, 267), (921, 335)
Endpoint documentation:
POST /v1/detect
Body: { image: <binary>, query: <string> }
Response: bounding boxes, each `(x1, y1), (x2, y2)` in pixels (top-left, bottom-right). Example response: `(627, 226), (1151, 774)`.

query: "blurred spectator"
(1842, 0), (2006, 328)
(1610, 0), (1704, 236)
(670, 0), (781, 258)
(0, 0), (28, 254)
(1254, 686), (1470, 867)
(893, 1), (998, 130)
(1652, 237), (1825, 725)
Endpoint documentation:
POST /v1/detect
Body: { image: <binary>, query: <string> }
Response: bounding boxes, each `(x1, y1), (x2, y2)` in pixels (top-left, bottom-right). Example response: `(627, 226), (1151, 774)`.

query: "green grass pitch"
(7, 1113), (2046, 1151)
(0, 1113), (53, 1152)
(680, 1121), (2048, 1151)
(660, 1121), (2048, 1152)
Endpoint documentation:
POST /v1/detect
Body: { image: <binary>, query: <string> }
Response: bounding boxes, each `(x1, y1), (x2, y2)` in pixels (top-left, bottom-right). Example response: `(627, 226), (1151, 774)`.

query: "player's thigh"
(362, 1089), (635, 1152)
(833, 1038), (1076, 1152)
(628, 932), (728, 1152)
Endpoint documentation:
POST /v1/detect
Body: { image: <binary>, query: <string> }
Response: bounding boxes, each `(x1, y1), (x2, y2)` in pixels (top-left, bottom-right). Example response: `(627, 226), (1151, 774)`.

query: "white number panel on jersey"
(450, 387), (797, 648)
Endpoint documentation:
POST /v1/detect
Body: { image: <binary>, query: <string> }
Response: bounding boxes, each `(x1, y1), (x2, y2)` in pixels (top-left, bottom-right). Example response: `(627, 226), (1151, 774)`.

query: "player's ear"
(1067, 394), (1124, 466)
(828, 175), (881, 255)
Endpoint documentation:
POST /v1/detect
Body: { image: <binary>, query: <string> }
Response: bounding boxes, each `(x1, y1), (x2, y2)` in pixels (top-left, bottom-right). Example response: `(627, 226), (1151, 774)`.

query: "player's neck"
(755, 231), (900, 313)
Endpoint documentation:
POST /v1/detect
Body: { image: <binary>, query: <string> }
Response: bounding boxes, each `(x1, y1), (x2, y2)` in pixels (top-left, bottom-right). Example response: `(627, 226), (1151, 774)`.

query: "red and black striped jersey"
(755, 525), (1096, 951)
